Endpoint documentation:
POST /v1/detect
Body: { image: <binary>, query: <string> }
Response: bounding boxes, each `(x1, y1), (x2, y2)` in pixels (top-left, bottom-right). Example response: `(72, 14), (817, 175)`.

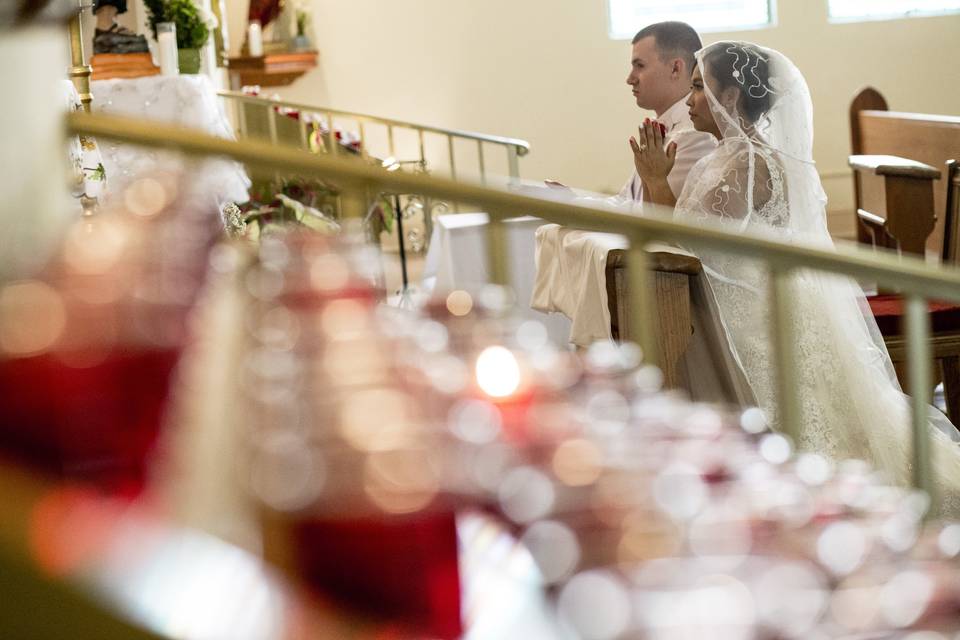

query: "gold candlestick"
(68, 2), (93, 112)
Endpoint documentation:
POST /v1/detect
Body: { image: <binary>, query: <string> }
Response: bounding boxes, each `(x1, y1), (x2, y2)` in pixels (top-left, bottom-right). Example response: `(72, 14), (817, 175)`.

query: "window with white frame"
(828, 0), (960, 21)
(607, 0), (773, 39)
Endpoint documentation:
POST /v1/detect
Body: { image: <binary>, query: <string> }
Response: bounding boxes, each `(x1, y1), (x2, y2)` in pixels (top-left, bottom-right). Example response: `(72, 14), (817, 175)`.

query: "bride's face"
(686, 66), (722, 140)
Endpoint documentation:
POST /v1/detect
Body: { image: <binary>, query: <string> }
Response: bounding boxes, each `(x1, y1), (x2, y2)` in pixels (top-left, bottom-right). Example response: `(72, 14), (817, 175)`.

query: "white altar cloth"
(532, 226), (627, 347)
(421, 213), (572, 347)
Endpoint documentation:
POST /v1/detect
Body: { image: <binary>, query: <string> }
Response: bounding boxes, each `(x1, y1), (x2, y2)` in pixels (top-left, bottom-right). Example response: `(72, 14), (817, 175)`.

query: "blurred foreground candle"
(246, 231), (463, 638)
(157, 22), (179, 76)
(0, 174), (219, 495)
(292, 513), (462, 639)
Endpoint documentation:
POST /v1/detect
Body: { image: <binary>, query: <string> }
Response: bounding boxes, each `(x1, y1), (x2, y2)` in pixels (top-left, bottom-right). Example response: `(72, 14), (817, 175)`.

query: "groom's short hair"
(632, 22), (702, 75)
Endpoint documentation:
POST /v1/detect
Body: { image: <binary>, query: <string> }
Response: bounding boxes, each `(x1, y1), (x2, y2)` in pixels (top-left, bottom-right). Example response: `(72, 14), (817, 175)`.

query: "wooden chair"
(860, 159), (960, 422)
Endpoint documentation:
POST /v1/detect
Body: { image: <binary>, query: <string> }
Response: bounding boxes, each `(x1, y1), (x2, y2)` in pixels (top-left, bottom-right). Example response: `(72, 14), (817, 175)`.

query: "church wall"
(224, 0), (960, 236)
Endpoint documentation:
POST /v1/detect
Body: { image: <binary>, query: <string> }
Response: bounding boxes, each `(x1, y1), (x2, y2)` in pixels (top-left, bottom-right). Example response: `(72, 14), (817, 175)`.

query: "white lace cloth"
(92, 75), (250, 208)
(63, 80), (106, 203)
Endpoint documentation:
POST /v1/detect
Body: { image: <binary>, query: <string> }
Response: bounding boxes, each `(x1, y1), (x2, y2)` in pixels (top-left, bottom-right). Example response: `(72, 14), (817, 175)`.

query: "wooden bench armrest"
(857, 208), (886, 229)
(848, 154), (941, 180)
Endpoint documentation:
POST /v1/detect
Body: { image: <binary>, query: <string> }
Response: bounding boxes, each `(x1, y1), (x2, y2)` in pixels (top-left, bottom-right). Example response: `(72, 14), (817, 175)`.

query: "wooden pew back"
(944, 160), (960, 265)
(850, 87), (960, 254)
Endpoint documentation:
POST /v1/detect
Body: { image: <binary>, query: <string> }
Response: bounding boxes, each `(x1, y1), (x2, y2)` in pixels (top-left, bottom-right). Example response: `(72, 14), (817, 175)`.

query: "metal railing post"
(485, 213), (509, 288)
(448, 136), (460, 212)
(507, 146), (520, 185)
(769, 266), (802, 443)
(267, 107), (279, 145)
(298, 118), (309, 151)
(905, 294), (936, 509)
(626, 236), (658, 368)
(418, 130), (427, 169)
(326, 112), (337, 157)
(477, 140), (486, 185)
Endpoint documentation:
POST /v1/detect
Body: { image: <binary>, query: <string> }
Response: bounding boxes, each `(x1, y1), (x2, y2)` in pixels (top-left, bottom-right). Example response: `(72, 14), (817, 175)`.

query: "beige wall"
(225, 0), (960, 226)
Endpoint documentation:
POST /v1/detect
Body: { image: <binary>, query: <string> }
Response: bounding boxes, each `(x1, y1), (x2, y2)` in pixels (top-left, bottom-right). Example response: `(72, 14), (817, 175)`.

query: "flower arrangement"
(228, 176), (342, 239)
(143, 0), (215, 50)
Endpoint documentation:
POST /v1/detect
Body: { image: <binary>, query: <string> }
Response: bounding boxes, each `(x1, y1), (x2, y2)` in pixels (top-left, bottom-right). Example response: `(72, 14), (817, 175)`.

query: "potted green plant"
(143, 0), (215, 74)
(293, 9), (311, 50)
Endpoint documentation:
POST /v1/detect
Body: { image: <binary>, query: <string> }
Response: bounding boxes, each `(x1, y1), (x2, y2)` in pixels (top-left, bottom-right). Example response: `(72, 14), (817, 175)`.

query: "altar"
(421, 213), (573, 347)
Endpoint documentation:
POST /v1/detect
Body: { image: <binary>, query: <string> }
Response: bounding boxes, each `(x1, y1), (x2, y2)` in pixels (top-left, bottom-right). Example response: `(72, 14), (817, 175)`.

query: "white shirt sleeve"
(616, 171), (642, 202)
(666, 128), (717, 199)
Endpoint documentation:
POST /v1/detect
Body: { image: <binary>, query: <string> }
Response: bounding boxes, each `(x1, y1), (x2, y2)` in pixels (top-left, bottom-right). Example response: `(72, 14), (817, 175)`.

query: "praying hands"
(629, 118), (678, 207)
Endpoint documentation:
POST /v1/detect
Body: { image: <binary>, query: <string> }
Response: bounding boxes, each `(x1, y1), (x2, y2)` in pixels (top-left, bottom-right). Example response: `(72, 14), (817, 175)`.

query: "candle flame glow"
(475, 345), (520, 398)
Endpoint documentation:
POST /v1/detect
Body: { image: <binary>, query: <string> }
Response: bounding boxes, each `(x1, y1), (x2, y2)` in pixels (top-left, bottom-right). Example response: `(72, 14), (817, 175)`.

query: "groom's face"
(626, 36), (676, 113)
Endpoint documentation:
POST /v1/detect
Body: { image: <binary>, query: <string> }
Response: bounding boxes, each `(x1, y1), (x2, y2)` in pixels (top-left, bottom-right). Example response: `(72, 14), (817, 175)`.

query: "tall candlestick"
(157, 22), (179, 76)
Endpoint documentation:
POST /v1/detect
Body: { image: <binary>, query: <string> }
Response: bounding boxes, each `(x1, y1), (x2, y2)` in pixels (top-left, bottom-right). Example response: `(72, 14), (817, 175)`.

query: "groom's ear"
(671, 58), (684, 79)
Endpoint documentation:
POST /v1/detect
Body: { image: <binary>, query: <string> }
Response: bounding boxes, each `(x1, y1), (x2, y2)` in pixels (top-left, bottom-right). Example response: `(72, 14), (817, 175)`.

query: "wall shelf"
(227, 50), (318, 89)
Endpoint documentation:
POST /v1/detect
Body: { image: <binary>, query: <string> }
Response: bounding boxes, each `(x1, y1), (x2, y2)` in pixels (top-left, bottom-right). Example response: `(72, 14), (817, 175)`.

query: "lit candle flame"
(475, 346), (520, 398)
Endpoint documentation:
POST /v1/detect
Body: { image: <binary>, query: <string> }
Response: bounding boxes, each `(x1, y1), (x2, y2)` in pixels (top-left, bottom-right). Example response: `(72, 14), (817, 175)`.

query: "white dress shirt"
(616, 94), (717, 205)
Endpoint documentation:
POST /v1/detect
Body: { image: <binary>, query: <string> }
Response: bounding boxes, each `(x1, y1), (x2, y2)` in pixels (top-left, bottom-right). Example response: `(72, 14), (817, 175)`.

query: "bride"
(633, 40), (960, 514)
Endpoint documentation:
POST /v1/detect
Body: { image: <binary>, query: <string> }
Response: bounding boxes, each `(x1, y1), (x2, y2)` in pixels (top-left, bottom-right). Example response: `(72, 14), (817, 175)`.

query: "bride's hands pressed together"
(629, 118), (677, 206)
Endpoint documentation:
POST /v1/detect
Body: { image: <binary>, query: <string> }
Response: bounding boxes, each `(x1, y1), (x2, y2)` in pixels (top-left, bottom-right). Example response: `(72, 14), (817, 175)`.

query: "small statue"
(92, 0), (149, 54)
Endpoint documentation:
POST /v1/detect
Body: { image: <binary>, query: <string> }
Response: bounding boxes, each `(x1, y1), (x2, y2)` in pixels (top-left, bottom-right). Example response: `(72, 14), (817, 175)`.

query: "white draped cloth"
(422, 213), (572, 346)
(531, 227), (627, 347)
(92, 74), (250, 208)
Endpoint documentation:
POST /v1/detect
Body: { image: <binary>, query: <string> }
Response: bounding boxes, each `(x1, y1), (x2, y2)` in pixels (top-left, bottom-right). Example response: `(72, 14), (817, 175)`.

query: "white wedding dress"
(675, 42), (960, 515)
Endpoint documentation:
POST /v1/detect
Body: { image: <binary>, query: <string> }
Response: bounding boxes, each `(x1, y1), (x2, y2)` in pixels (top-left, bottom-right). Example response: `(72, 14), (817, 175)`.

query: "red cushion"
(868, 294), (960, 336)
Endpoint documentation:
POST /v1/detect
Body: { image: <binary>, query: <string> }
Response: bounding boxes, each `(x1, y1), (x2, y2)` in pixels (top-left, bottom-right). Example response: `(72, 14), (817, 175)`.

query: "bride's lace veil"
(675, 41), (960, 487)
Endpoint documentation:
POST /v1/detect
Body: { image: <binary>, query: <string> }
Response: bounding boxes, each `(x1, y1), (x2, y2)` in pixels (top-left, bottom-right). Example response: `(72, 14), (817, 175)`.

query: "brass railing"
(67, 110), (960, 506)
(217, 90), (531, 184)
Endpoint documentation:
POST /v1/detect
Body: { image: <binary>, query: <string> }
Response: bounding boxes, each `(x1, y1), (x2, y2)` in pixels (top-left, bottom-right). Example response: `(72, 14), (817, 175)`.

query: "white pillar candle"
(157, 22), (179, 76)
(247, 20), (263, 57)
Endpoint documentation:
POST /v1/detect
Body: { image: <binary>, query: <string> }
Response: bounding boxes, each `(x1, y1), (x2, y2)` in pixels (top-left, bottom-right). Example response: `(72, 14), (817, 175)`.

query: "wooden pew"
(606, 249), (702, 390)
(849, 87), (960, 254)
(848, 154), (941, 257)
(852, 155), (960, 423)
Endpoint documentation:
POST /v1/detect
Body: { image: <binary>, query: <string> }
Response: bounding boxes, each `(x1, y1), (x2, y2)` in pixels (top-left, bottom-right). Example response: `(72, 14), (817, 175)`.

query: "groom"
(617, 21), (716, 207)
